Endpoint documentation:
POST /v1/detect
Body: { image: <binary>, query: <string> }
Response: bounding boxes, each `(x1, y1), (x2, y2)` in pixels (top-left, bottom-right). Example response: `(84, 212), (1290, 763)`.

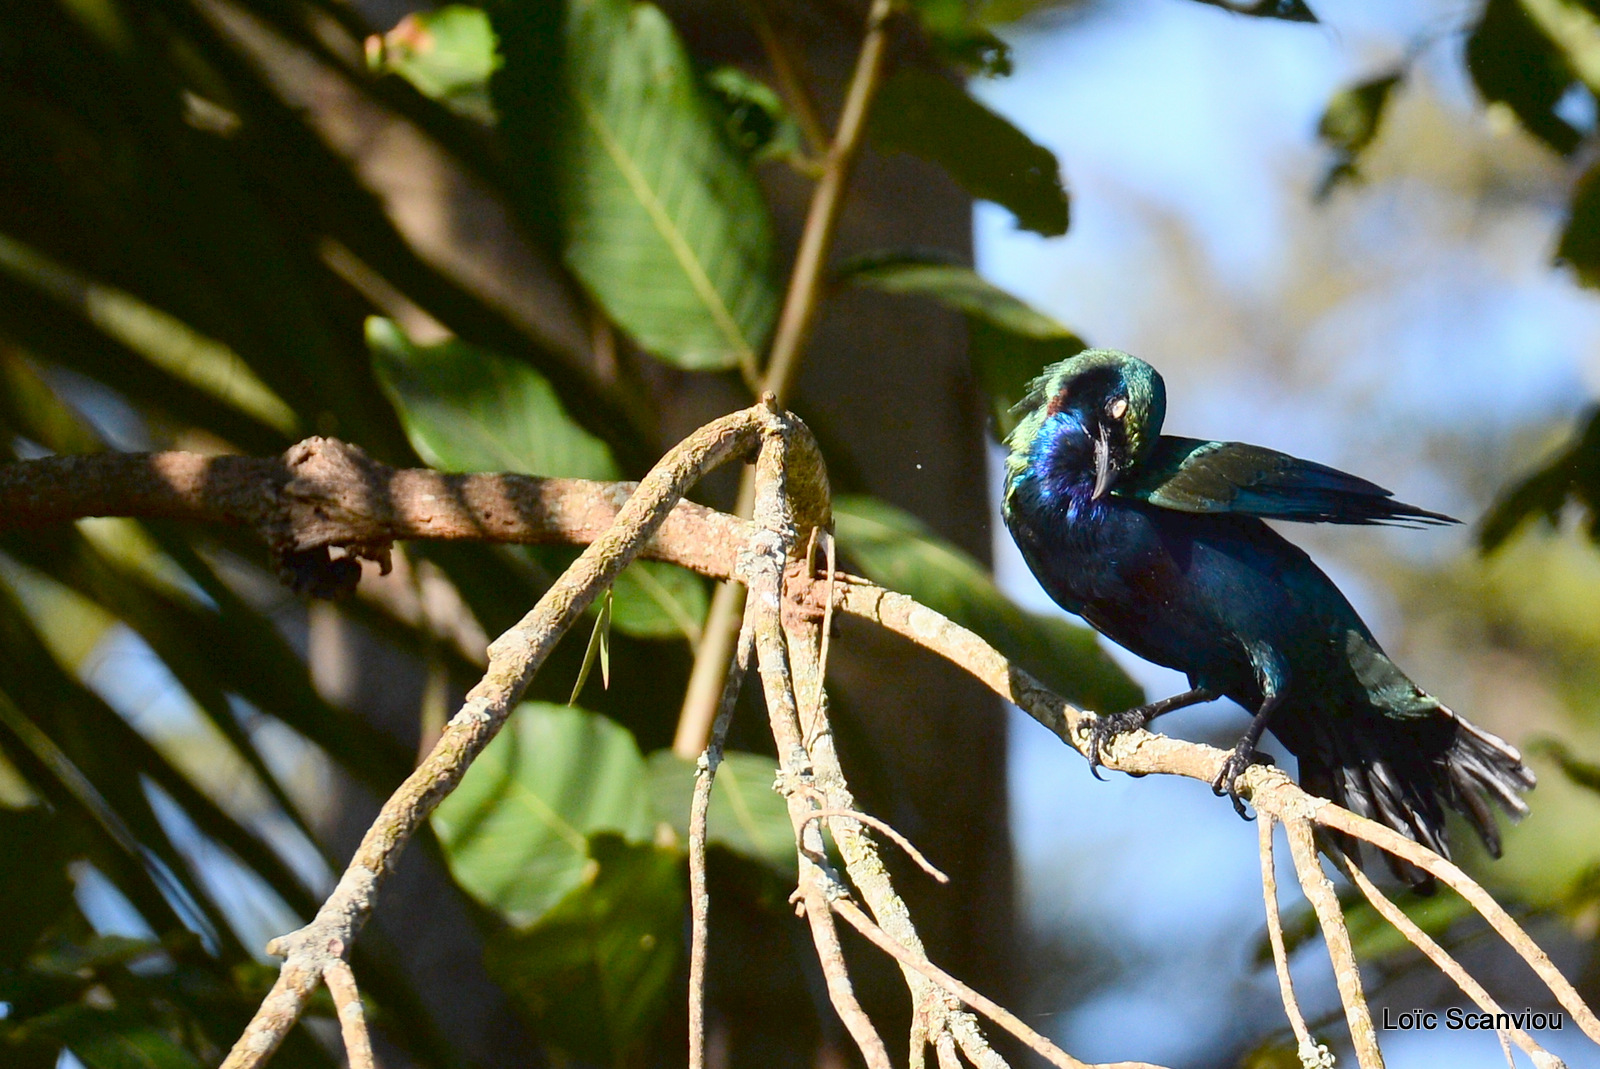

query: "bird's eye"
(1107, 398), (1129, 420)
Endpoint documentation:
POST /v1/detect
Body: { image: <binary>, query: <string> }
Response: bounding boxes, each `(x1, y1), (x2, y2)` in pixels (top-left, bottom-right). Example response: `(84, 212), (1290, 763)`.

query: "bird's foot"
(1086, 707), (1157, 780)
(1211, 741), (1274, 819)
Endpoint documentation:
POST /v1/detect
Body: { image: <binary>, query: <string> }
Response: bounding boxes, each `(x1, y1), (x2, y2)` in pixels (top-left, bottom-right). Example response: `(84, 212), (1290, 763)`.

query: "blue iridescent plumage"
(1002, 350), (1532, 887)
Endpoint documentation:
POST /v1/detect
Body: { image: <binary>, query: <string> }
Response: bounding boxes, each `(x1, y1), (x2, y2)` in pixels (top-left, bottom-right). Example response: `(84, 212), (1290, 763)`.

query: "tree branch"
(1283, 817), (1382, 1069)
(217, 405), (773, 1068)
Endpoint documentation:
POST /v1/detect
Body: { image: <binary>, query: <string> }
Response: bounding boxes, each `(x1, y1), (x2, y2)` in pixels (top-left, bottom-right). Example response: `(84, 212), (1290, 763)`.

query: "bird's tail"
(1295, 708), (1534, 892)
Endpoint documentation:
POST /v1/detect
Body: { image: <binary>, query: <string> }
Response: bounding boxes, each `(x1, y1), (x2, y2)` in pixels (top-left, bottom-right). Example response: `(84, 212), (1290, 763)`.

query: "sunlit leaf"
(646, 750), (792, 873)
(843, 256), (1086, 437)
(432, 704), (653, 927)
(485, 833), (683, 1065)
(369, 317), (710, 638)
(369, 6), (501, 124)
(871, 68), (1068, 237)
(833, 496), (1141, 712)
(557, 0), (778, 372)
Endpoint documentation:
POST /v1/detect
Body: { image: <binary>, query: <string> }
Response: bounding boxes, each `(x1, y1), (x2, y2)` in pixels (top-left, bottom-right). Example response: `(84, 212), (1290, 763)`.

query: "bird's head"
(1004, 349), (1167, 502)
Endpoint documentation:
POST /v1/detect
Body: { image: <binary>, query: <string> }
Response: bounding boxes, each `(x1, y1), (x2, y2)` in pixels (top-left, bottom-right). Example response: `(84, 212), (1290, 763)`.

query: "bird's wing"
(1120, 437), (1458, 526)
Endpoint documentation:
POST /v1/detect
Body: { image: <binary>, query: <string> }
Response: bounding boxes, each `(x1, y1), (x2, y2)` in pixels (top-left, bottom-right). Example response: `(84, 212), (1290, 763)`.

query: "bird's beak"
(1091, 423), (1115, 501)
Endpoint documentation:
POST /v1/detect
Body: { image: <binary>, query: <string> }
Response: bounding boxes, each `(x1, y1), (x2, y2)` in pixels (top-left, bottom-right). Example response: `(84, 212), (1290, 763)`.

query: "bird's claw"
(1086, 708), (1155, 780)
(1211, 743), (1273, 820)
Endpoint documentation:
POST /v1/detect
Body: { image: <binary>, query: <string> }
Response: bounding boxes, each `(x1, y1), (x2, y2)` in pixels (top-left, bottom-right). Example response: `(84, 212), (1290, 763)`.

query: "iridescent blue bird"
(1002, 350), (1533, 887)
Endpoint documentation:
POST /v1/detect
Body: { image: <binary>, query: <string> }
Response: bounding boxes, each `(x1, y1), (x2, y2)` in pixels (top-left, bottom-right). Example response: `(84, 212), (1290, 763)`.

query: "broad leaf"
(871, 68), (1068, 237)
(370, 317), (709, 639)
(646, 750), (793, 873)
(833, 495), (1141, 712)
(485, 834), (683, 1066)
(368, 6), (501, 124)
(844, 257), (1086, 436)
(558, 0), (778, 372)
(432, 703), (653, 926)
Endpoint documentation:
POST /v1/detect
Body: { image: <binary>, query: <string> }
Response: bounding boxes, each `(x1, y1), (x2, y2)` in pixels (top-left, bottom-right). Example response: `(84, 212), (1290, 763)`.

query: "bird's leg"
(1087, 687), (1217, 780)
(1212, 694), (1284, 818)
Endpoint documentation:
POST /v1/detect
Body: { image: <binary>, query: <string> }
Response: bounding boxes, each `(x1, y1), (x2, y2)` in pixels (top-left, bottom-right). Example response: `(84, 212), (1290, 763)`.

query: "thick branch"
(0, 443), (748, 593)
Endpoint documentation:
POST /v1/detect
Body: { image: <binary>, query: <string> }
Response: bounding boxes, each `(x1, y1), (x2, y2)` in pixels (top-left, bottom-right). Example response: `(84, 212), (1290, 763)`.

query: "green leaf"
(1533, 738), (1600, 794)
(432, 703), (653, 927)
(369, 6), (501, 123)
(67, 1023), (205, 1069)
(843, 256), (1086, 437)
(0, 806), (73, 964)
(369, 317), (711, 638)
(703, 66), (803, 162)
(1478, 407), (1600, 550)
(369, 316), (616, 479)
(871, 68), (1068, 237)
(646, 750), (793, 873)
(906, 1), (1013, 77)
(559, 0), (778, 372)
(833, 496), (1141, 712)
(608, 558), (708, 641)
(1559, 166), (1600, 289)
(1315, 72), (1402, 198)
(485, 833), (683, 1066)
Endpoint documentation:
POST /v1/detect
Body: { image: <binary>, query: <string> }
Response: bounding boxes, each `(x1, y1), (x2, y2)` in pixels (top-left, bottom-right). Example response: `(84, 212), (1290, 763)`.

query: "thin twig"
(831, 898), (1166, 1069)
(799, 808), (950, 883)
(1259, 816), (1321, 1061)
(219, 406), (773, 1069)
(674, 0), (896, 759)
(322, 959), (375, 1069)
(689, 601), (760, 1069)
(1333, 849), (1568, 1069)
(1283, 818), (1384, 1069)
(762, 0), (894, 408)
(741, 0), (828, 155)
(1312, 801), (1600, 1044)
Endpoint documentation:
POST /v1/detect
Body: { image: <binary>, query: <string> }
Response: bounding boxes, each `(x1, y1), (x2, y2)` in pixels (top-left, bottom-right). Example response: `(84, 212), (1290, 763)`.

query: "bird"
(1001, 348), (1533, 888)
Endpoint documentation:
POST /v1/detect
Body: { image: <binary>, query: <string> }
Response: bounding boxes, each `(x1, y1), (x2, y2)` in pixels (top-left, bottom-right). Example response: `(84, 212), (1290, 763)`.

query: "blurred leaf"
(1467, 0), (1586, 155)
(1264, 887), (1473, 964)
(1559, 165), (1600, 287)
(872, 68), (1069, 237)
(646, 750), (792, 873)
(368, 6), (501, 124)
(1479, 407), (1600, 550)
(843, 255), (1086, 437)
(0, 232), (298, 435)
(907, 1), (1014, 77)
(485, 833), (682, 1066)
(1534, 738), (1600, 794)
(1315, 72), (1402, 198)
(558, 0), (777, 372)
(1190, 0), (1317, 20)
(432, 703), (653, 927)
(833, 495), (1141, 712)
(703, 67), (803, 162)
(370, 317), (709, 639)
(65, 1021), (205, 1069)
(0, 807), (74, 964)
